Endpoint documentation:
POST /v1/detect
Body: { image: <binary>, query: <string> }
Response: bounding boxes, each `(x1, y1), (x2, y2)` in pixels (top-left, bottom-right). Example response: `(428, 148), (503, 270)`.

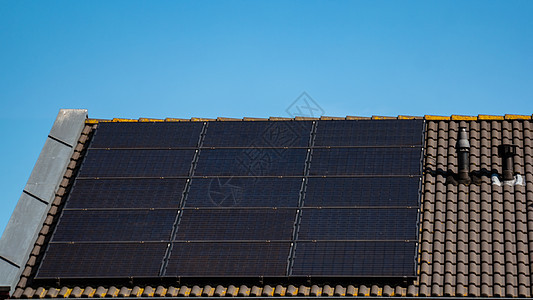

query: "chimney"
(456, 127), (470, 183)
(498, 144), (517, 181)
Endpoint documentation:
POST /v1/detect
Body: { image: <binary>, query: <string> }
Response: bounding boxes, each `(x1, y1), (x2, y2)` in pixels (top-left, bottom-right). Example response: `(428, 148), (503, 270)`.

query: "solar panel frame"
(65, 178), (186, 209)
(314, 119), (425, 147)
(185, 177), (302, 208)
(35, 242), (168, 279)
(291, 241), (417, 277)
(304, 177), (421, 207)
(174, 208), (297, 241)
(165, 242), (291, 277)
(78, 149), (195, 178)
(51, 209), (178, 242)
(297, 208), (419, 241)
(203, 121), (313, 148)
(309, 147), (423, 176)
(195, 148), (308, 176)
(90, 122), (204, 149)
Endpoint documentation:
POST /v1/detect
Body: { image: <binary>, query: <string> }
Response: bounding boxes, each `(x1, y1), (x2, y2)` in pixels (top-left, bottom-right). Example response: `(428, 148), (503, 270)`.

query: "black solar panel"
(186, 177), (302, 207)
(195, 148), (307, 176)
(35, 242), (167, 279)
(36, 119), (424, 280)
(79, 149), (195, 178)
(304, 177), (420, 207)
(298, 208), (419, 241)
(66, 179), (186, 209)
(52, 210), (177, 242)
(174, 209), (296, 241)
(291, 241), (417, 277)
(165, 242), (291, 277)
(314, 119), (424, 147)
(90, 122), (203, 149)
(203, 121), (312, 147)
(309, 147), (423, 176)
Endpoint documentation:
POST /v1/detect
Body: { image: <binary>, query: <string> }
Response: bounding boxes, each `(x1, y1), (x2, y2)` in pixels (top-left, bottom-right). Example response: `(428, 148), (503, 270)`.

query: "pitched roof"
(1, 111), (533, 298)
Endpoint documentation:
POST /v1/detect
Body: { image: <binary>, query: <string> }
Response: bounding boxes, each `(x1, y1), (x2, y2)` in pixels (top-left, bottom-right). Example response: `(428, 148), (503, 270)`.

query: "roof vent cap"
(498, 144), (517, 181)
(455, 127), (471, 183)
(456, 127), (470, 149)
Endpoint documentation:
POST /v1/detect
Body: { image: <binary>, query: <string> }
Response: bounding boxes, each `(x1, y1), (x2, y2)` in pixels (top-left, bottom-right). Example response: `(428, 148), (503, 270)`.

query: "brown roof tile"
(214, 286), (225, 297)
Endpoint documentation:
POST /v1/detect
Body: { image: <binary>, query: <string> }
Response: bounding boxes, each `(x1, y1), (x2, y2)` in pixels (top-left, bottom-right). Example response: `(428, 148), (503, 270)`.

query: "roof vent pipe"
(498, 144), (517, 181)
(456, 127), (471, 183)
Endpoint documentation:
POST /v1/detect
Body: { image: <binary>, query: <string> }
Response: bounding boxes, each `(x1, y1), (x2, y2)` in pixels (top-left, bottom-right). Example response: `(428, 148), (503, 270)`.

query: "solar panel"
(314, 119), (424, 147)
(165, 242), (291, 277)
(195, 148), (307, 176)
(186, 177), (302, 207)
(174, 209), (296, 241)
(35, 119), (424, 280)
(304, 177), (420, 207)
(298, 208), (419, 241)
(203, 121), (312, 147)
(52, 210), (177, 242)
(35, 242), (168, 279)
(291, 241), (417, 277)
(309, 147), (423, 176)
(79, 149), (195, 178)
(66, 179), (186, 209)
(90, 122), (203, 149)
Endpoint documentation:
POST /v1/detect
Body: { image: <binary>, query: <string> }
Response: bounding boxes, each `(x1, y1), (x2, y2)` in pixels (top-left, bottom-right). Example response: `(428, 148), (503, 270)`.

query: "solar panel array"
(36, 119), (424, 280)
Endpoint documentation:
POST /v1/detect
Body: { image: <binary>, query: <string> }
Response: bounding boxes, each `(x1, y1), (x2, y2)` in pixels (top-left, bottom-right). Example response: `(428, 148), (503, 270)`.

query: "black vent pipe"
(456, 127), (470, 182)
(498, 144), (517, 181)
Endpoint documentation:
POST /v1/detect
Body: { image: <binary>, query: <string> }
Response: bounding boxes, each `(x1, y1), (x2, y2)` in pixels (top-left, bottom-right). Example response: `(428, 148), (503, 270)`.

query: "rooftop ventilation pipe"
(456, 127), (471, 183)
(498, 144), (517, 181)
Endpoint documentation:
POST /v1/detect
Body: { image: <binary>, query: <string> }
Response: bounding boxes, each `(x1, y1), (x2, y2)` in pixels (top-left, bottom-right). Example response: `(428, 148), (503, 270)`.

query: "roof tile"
(94, 287), (106, 298)
(70, 287), (83, 298)
(274, 285), (285, 296)
(334, 285), (346, 296)
(117, 287), (130, 297)
(188, 286), (201, 297)
(250, 286), (262, 297)
(451, 115), (477, 121)
(479, 115), (505, 120)
(322, 285), (334, 296)
(505, 114), (532, 120)
(310, 285), (321, 297)
(358, 285), (369, 297)
(345, 116), (371, 120)
(214, 285), (226, 297)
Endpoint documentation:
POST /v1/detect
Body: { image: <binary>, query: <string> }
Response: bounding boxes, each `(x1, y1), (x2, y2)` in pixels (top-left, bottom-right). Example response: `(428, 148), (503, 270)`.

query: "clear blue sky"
(1, 0), (533, 235)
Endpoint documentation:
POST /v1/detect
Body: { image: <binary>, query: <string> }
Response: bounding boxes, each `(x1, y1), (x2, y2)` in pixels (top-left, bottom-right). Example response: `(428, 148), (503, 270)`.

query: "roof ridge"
(86, 114), (533, 123)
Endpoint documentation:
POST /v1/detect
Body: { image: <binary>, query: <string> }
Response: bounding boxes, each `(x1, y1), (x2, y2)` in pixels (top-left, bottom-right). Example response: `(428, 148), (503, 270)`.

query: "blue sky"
(1, 0), (533, 235)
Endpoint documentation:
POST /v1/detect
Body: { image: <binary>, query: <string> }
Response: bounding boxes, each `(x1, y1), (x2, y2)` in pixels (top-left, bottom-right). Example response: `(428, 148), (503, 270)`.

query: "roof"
(1, 111), (533, 299)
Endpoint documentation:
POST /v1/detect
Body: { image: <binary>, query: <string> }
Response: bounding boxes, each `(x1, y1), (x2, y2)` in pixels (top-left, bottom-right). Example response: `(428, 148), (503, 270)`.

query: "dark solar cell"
(291, 241), (417, 277)
(174, 209), (296, 241)
(203, 121), (312, 147)
(195, 149), (307, 176)
(51, 210), (177, 242)
(314, 119), (424, 146)
(78, 149), (195, 178)
(304, 177), (420, 207)
(66, 178), (186, 209)
(90, 122), (203, 149)
(35, 242), (167, 279)
(165, 242), (290, 276)
(309, 147), (423, 176)
(298, 208), (419, 241)
(186, 177), (302, 207)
